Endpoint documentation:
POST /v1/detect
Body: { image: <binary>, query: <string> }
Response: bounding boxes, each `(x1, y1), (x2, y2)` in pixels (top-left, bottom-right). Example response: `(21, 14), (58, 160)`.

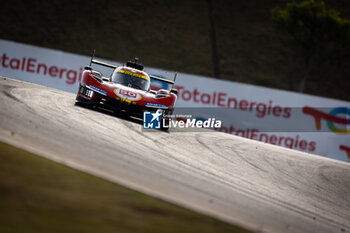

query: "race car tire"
(75, 96), (95, 109)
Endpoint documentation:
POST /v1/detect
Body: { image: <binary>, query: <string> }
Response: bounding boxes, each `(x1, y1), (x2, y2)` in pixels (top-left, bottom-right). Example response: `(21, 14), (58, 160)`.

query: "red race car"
(76, 54), (178, 129)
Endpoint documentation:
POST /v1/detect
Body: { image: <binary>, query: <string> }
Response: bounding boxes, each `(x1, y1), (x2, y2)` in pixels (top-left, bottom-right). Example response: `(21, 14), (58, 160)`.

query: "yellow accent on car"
(118, 69), (148, 80)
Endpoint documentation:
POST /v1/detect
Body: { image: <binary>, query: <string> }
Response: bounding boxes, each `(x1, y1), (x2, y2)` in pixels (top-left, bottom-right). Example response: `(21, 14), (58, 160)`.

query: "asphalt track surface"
(0, 77), (349, 233)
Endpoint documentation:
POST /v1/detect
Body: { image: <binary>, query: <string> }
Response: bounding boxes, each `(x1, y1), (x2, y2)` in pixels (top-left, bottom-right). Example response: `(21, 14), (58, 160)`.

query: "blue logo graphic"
(87, 84), (107, 95)
(143, 110), (163, 129)
(145, 103), (167, 108)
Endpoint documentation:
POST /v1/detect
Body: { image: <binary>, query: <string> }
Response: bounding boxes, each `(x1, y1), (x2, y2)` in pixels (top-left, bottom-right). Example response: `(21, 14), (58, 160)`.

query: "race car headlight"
(80, 87), (93, 98)
(86, 89), (93, 97)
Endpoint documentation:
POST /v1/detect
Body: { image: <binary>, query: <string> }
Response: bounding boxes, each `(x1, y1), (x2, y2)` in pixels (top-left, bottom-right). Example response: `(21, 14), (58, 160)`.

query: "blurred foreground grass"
(0, 141), (251, 233)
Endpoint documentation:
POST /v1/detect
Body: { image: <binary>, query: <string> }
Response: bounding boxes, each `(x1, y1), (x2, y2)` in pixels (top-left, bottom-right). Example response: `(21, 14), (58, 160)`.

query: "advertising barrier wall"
(1, 39), (349, 162)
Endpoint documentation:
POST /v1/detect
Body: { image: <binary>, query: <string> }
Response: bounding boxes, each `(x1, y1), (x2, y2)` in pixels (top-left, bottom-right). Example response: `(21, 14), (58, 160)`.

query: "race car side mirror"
(91, 71), (103, 83)
(170, 89), (178, 95)
(84, 65), (92, 70)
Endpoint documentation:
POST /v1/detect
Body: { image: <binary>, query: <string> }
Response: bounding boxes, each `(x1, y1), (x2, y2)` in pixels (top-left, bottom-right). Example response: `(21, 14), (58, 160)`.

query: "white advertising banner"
(1, 39), (349, 162)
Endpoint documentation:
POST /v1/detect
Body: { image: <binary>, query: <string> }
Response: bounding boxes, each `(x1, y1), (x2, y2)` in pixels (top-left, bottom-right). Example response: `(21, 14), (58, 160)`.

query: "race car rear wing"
(90, 59), (118, 69)
(88, 50), (177, 85)
(88, 50), (118, 69)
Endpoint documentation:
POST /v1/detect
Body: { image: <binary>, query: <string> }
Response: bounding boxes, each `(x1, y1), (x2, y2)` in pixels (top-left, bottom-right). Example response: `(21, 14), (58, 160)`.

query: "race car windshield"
(112, 70), (150, 91)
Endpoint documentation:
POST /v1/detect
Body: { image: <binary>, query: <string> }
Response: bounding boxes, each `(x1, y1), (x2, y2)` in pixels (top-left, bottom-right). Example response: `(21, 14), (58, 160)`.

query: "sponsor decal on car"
(145, 103), (167, 108)
(114, 88), (142, 101)
(87, 84), (107, 95)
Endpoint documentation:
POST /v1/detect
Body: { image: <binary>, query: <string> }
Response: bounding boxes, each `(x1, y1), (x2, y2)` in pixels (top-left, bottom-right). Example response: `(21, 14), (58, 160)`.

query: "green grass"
(1, 0), (349, 100)
(0, 141), (251, 233)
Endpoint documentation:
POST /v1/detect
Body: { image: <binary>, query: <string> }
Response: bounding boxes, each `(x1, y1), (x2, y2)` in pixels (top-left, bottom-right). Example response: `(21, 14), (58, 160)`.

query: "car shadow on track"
(74, 102), (143, 125)
(74, 101), (171, 133)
